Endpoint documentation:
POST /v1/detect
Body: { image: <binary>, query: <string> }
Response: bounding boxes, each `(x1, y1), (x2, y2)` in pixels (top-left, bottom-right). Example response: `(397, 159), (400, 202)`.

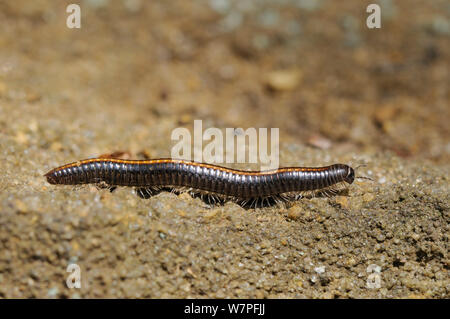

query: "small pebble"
(265, 69), (302, 91)
(314, 266), (325, 274)
(15, 200), (29, 214)
(287, 206), (302, 220)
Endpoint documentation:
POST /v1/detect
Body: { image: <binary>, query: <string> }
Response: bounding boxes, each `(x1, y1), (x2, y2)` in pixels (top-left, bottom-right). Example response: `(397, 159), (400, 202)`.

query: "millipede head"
(44, 170), (58, 185)
(343, 165), (355, 184)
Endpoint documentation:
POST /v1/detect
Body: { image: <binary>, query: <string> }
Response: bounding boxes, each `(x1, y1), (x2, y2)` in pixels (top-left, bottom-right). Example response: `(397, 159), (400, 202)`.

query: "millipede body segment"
(45, 158), (355, 202)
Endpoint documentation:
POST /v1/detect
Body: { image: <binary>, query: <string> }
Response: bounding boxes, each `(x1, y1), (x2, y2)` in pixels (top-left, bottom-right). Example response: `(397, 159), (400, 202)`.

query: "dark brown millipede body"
(44, 158), (355, 201)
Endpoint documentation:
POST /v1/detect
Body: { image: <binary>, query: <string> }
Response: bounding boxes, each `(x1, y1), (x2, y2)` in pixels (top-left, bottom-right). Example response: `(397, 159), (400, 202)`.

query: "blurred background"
(1, 0), (448, 163)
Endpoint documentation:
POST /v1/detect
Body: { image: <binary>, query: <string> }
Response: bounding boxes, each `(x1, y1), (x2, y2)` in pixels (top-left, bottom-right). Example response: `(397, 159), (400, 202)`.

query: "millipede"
(44, 158), (370, 207)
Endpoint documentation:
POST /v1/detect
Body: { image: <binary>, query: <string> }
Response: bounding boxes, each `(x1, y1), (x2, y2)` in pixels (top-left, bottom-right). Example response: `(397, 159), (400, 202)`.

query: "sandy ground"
(0, 0), (448, 298)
